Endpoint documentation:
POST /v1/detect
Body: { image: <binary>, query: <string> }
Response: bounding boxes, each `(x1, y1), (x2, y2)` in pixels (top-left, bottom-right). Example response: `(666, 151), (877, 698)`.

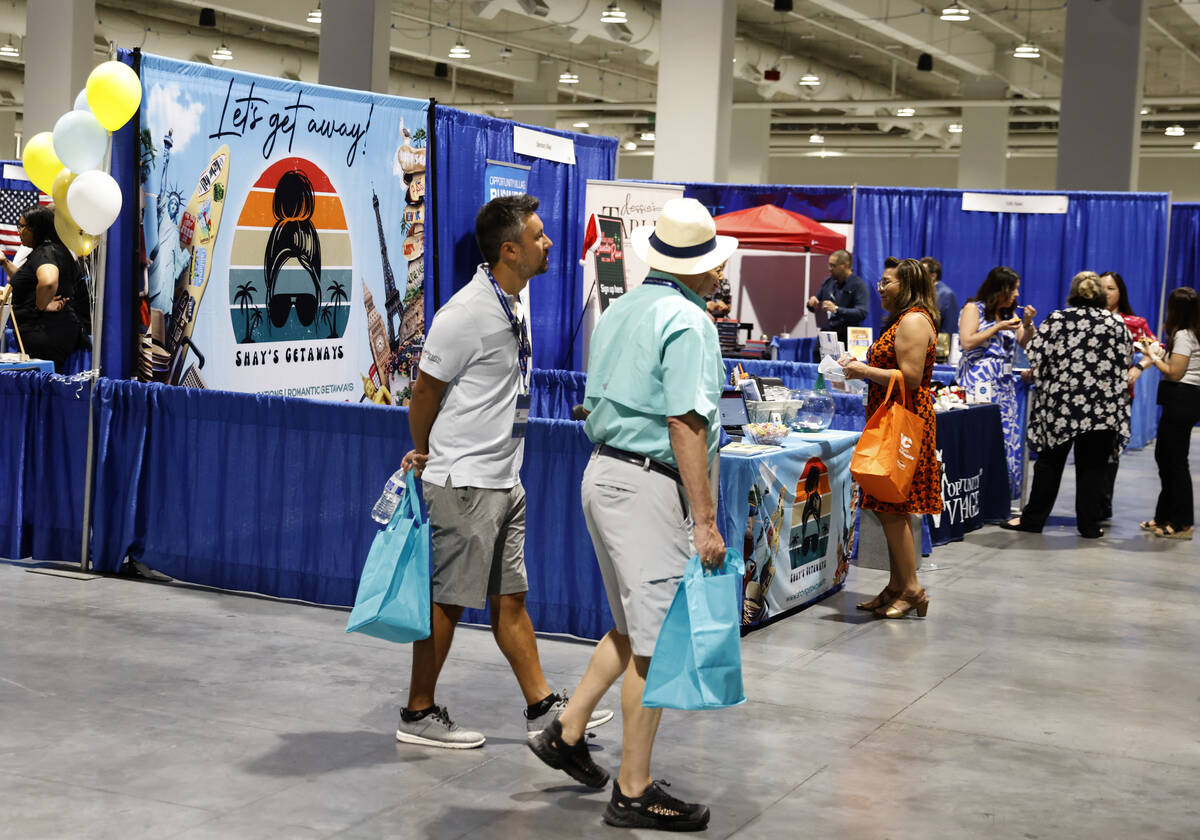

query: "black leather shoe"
(998, 520), (1040, 533)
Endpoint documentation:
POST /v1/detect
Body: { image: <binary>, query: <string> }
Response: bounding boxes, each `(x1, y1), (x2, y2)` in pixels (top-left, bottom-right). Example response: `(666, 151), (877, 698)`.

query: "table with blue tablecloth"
(927, 404), (1011, 546)
(718, 430), (861, 631)
(1, 358), (55, 374)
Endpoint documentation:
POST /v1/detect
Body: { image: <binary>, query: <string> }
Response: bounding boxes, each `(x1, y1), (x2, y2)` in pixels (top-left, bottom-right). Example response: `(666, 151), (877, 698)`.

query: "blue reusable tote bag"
(642, 549), (747, 710)
(345, 470), (431, 643)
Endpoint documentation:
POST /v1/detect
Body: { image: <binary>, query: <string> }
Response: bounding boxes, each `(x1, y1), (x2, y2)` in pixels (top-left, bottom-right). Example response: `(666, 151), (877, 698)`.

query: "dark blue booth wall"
(854, 187), (1170, 334)
(674, 182), (854, 223)
(431, 108), (617, 371)
(1167, 203), (1200, 300)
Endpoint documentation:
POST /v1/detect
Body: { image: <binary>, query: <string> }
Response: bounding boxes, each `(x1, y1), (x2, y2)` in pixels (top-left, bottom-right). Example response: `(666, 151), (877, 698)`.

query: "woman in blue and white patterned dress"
(957, 266), (1037, 499)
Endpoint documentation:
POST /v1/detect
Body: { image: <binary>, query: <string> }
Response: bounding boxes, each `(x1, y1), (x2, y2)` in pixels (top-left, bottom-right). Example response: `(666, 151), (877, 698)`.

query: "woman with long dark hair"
(957, 266), (1036, 499)
(1098, 270), (1158, 520)
(839, 258), (942, 619)
(1140, 287), (1200, 540)
(3, 205), (83, 372)
(1002, 272), (1131, 539)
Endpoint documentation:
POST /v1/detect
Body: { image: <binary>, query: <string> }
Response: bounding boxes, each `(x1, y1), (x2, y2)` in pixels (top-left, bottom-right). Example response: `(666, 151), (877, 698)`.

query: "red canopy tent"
(713, 204), (845, 254)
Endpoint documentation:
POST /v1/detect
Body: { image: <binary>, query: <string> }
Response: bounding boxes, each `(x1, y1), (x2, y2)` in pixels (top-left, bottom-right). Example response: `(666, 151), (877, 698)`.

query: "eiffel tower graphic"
(372, 189), (402, 351)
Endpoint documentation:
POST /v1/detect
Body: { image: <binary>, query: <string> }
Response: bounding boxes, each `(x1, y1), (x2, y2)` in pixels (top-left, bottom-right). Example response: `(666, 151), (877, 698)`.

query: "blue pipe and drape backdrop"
(674, 182), (854, 222)
(1167, 203), (1200, 300)
(431, 107), (617, 371)
(854, 187), (1171, 334)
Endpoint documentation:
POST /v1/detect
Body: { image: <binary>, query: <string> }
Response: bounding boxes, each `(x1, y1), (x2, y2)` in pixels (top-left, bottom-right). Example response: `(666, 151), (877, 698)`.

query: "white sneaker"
(395, 705), (485, 749)
(525, 690), (615, 738)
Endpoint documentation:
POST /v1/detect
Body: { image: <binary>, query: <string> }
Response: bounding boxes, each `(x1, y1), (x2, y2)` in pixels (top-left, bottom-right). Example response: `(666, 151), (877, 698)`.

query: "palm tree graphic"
(233, 280), (258, 343)
(248, 309), (263, 342)
(320, 307), (337, 339)
(325, 278), (349, 336)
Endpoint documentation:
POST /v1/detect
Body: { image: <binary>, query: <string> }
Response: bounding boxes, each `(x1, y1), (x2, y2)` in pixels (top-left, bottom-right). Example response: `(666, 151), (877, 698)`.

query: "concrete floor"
(2, 436), (1198, 839)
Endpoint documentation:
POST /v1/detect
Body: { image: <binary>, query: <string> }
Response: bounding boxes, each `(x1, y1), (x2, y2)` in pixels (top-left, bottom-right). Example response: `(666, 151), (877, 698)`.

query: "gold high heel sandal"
(856, 587), (898, 611)
(876, 590), (929, 619)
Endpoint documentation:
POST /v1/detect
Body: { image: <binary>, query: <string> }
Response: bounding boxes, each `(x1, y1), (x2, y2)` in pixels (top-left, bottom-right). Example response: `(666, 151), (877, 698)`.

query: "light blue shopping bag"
(642, 549), (747, 710)
(346, 470), (431, 643)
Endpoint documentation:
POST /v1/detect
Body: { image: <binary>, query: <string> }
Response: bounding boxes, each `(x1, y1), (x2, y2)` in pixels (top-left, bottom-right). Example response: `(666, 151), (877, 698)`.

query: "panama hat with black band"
(631, 198), (738, 276)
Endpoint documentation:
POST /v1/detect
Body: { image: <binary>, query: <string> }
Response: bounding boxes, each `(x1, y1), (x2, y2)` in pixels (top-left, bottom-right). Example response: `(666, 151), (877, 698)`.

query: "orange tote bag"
(851, 371), (924, 503)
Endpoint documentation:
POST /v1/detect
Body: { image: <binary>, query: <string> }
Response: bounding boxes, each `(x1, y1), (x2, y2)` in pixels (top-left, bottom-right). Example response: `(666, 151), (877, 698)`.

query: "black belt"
(595, 444), (681, 483)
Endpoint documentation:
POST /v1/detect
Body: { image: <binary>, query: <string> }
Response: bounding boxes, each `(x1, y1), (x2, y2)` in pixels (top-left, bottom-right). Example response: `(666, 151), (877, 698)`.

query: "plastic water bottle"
(371, 468), (406, 524)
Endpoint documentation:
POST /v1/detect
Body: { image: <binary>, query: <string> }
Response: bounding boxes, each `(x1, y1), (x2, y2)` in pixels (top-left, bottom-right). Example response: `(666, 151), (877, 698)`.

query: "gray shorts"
(422, 479), (528, 610)
(580, 451), (695, 657)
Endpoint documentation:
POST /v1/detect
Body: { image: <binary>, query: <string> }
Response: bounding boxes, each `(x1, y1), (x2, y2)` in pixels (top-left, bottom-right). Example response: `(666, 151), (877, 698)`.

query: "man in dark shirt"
(921, 255), (959, 335)
(806, 249), (869, 346)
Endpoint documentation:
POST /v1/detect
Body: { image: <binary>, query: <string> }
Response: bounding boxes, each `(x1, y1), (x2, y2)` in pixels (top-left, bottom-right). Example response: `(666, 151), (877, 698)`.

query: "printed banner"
(593, 215), (627, 311)
(927, 404), (1010, 545)
(137, 54), (430, 403)
(484, 159), (530, 202)
(720, 431), (860, 629)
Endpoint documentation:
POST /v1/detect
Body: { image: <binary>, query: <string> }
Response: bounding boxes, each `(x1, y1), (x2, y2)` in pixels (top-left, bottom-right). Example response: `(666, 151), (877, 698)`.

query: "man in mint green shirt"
(529, 198), (738, 831)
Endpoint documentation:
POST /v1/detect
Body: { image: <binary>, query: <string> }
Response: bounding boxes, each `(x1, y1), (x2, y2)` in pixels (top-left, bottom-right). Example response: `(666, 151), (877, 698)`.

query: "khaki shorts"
(580, 452), (695, 657)
(422, 479), (528, 609)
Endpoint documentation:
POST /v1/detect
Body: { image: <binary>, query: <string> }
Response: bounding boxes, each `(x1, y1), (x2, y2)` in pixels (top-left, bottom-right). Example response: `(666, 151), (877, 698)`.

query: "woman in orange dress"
(838, 257), (942, 619)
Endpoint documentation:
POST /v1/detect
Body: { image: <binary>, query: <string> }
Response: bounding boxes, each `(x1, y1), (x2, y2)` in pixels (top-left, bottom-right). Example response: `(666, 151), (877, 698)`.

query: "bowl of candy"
(742, 421), (791, 446)
(788, 389), (836, 432)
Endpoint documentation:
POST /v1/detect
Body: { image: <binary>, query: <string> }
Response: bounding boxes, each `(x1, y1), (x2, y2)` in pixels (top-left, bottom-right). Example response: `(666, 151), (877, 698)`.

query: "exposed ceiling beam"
(461, 95), (1200, 112)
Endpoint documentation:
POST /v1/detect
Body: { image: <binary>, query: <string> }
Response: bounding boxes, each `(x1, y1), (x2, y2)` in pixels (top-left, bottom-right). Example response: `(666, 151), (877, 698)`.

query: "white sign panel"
(962, 193), (1069, 215)
(513, 126), (576, 165)
(579, 179), (685, 368)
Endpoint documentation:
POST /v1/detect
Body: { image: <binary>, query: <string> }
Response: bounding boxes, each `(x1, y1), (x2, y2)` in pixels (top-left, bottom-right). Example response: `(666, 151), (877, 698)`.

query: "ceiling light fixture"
(0, 39), (18, 58)
(1165, 124), (1185, 137)
(809, 133), (824, 144)
(1192, 141), (1200, 150)
(640, 131), (656, 141)
(558, 68), (580, 84)
(210, 42), (233, 62)
(1140, 107), (1150, 115)
(600, 3), (627, 24)
(896, 107), (915, 117)
(948, 123), (963, 134)
(940, 4), (970, 21)
(448, 39), (471, 59)
(306, 4), (322, 24)
(573, 120), (590, 128)
(798, 72), (821, 86)
(1013, 42), (1040, 59)
(623, 140), (638, 151)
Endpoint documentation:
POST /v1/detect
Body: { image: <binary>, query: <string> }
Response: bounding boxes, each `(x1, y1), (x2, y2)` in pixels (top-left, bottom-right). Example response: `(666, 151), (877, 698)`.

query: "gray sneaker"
(525, 690), (615, 738)
(395, 705), (486, 749)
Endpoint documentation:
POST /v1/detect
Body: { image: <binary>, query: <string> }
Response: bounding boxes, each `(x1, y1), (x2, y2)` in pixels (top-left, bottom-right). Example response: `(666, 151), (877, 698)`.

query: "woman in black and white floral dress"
(1001, 272), (1132, 539)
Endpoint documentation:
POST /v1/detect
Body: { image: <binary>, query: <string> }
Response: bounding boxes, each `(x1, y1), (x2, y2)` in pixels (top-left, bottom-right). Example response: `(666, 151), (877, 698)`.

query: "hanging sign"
(484, 159), (530, 200)
(513, 126), (576, 165)
(137, 53), (430, 404)
(962, 193), (1069, 214)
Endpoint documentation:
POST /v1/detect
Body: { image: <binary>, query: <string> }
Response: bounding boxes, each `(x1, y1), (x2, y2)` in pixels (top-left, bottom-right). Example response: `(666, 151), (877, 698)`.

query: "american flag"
(0, 168), (51, 253)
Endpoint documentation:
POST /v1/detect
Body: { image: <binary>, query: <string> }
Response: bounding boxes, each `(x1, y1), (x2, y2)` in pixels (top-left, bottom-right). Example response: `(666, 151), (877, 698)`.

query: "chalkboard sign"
(594, 215), (628, 311)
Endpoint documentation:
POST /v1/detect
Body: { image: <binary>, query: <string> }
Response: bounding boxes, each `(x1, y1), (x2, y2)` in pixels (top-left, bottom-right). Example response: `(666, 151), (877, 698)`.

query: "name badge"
(512, 393), (531, 439)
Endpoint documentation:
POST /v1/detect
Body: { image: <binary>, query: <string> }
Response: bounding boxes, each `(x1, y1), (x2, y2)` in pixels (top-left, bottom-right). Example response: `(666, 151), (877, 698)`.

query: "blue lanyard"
(482, 264), (531, 387)
(642, 277), (683, 294)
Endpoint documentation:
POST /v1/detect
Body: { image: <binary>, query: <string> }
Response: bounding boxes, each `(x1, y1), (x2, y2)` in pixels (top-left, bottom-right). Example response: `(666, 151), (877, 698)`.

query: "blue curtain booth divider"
(674, 182), (854, 223)
(1167, 203), (1200, 297)
(431, 107), (617, 371)
(854, 187), (1171, 336)
(530, 368), (587, 419)
(0, 373), (91, 563)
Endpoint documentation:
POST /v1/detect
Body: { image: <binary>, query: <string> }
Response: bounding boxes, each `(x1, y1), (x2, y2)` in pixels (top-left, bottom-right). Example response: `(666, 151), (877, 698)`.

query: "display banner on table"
(594, 215), (627, 311)
(484, 159), (530, 201)
(926, 404), (1010, 545)
(579, 179), (684, 366)
(137, 54), (430, 403)
(720, 432), (859, 629)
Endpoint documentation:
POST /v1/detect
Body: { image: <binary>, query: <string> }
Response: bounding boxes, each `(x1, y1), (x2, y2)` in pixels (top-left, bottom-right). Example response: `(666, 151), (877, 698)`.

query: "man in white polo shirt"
(396, 194), (611, 749)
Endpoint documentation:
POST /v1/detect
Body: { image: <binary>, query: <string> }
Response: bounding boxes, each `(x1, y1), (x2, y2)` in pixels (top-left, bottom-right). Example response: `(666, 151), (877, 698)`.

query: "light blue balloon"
(74, 88), (90, 112)
(52, 109), (108, 173)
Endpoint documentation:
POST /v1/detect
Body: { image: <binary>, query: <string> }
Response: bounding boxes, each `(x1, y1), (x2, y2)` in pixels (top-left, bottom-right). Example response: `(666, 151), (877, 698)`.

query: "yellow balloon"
(85, 60), (142, 132)
(51, 168), (76, 208)
(22, 132), (63, 194)
(54, 207), (98, 257)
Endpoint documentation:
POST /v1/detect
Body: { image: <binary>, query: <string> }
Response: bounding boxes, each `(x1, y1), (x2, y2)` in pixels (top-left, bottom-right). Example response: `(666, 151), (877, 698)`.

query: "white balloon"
(74, 88), (91, 112)
(53, 109), (108, 173)
(67, 170), (123, 235)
